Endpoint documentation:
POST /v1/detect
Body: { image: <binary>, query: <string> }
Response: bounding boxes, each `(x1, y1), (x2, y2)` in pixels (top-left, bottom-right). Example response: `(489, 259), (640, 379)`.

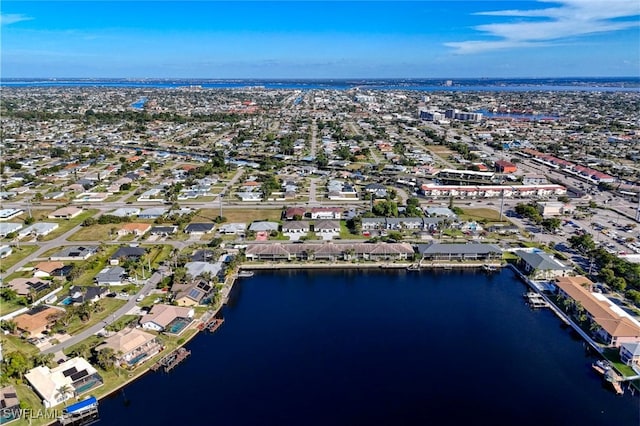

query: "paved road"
(42, 272), (162, 354)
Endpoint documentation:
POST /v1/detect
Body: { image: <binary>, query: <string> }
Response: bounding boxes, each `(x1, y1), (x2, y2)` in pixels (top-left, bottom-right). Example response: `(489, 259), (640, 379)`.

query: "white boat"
(238, 270), (254, 278)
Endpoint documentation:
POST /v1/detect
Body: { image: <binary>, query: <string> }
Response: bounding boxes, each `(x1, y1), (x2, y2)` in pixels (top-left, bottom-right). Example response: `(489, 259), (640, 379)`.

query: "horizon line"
(3, 76), (639, 81)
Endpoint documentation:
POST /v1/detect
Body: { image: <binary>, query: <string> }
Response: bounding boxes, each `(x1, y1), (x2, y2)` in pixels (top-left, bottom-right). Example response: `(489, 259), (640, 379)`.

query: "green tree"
(96, 348), (116, 371)
(3, 351), (31, 379)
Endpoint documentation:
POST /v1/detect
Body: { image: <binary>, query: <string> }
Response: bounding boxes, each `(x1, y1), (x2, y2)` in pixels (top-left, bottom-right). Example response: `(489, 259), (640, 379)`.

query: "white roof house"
(25, 357), (102, 408)
(18, 222), (59, 238)
(0, 223), (23, 237)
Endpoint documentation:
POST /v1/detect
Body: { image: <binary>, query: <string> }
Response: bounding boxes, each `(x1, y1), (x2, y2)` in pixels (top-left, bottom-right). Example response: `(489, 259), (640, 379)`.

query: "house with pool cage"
(95, 328), (163, 370)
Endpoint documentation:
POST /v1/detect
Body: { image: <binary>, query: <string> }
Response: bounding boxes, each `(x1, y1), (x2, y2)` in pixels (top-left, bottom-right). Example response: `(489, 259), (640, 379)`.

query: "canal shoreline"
(41, 261), (638, 425)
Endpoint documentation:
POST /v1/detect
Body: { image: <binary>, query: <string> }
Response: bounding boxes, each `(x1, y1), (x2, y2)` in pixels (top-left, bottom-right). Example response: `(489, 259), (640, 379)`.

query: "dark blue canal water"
(97, 269), (639, 426)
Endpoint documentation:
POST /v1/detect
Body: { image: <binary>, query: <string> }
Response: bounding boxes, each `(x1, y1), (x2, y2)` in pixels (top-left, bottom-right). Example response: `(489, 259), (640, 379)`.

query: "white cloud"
(0, 13), (33, 26)
(446, 0), (640, 54)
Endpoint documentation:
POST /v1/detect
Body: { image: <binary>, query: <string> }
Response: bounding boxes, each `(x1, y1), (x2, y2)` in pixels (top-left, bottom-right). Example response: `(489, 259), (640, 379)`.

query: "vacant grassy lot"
(67, 224), (120, 241)
(426, 145), (455, 156)
(39, 209), (101, 241)
(459, 207), (511, 223)
(194, 208), (282, 224)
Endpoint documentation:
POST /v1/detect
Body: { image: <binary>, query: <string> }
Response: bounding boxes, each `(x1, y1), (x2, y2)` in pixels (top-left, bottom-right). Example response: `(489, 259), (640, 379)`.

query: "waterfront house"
(184, 261), (223, 280)
(95, 328), (162, 369)
(620, 342), (640, 367)
(514, 250), (570, 280)
(244, 242), (415, 262)
(13, 306), (64, 337)
(0, 385), (21, 423)
(417, 243), (502, 262)
(25, 357), (103, 408)
(94, 266), (126, 286)
(555, 276), (640, 347)
(172, 278), (214, 307)
(140, 304), (194, 332)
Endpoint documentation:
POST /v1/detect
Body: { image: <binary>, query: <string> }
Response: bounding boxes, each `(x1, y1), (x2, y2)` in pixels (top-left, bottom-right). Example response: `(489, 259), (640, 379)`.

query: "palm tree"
(56, 384), (73, 406)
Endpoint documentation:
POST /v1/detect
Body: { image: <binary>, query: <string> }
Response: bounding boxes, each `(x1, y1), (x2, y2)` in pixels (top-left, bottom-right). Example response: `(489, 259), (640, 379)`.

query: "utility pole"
(499, 189), (505, 222)
(219, 192), (224, 219)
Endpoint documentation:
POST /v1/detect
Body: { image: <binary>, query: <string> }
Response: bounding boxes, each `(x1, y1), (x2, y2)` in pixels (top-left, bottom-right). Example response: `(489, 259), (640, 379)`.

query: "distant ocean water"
(96, 269), (639, 426)
(2, 78), (639, 92)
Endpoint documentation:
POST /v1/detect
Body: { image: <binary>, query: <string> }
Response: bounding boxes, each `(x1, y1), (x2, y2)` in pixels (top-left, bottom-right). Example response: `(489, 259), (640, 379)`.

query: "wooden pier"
(151, 347), (191, 373)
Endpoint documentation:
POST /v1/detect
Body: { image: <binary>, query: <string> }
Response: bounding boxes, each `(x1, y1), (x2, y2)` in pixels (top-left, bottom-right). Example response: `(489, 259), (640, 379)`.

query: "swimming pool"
(165, 317), (191, 335)
(60, 296), (73, 305)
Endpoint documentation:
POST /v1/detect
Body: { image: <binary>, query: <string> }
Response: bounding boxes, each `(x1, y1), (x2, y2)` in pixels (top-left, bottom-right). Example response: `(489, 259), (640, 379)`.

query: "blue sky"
(2, 1), (639, 78)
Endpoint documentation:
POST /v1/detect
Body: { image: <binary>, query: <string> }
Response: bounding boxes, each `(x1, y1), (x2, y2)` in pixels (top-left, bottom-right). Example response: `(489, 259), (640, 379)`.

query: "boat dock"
(57, 396), (99, 426)
(524, 292), (550, 308)
(151, 347), (191, 373)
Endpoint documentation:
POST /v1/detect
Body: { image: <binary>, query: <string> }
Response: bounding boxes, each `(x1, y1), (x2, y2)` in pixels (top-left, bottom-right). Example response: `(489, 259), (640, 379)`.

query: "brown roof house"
(47, 206), (83, 220)
(95, 328), (163, 369)
(140, 304), (194, 333)
(13, 306), (64, 337)
(555, 276), (640, 347)
(117, 223), (152, 237)
(33, 261), (65, 278)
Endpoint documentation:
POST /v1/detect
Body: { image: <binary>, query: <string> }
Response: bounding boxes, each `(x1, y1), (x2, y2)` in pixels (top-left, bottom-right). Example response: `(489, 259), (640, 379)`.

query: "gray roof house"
(184, 223), (215, 234)
(95, 266), (126, 286)
(514, 250), (570, 280)
(282, 221), (310, 233)
(417, 243), (502, 261)
(138, 207), (168, 219)
(184, 261), (223, 279)
(620, 342), (640, 366)
(50, 245), (98, 261)
(249, 221), (280, 232)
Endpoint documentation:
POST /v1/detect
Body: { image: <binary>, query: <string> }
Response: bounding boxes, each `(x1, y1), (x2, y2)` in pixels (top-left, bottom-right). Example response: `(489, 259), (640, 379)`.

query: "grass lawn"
(0, 298), (29, 316)
(339, 221), (366, 239)
(0, 335), (39, 356)
(67, 224), (120, 242)
(39, 209), (101, 241)
(0, 245), (39, 271)
(144, 244), (174, 268)
(62, 335), (103, 356)
(66, 298), (127, 335)
(459, 208), (511, 223)
(194, 208), (282, 224)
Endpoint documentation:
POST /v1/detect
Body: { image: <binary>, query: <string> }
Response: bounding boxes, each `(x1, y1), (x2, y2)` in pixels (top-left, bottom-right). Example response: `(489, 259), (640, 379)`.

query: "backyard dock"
(151, 347), (191, 373)
(524, 292), (550, 308)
